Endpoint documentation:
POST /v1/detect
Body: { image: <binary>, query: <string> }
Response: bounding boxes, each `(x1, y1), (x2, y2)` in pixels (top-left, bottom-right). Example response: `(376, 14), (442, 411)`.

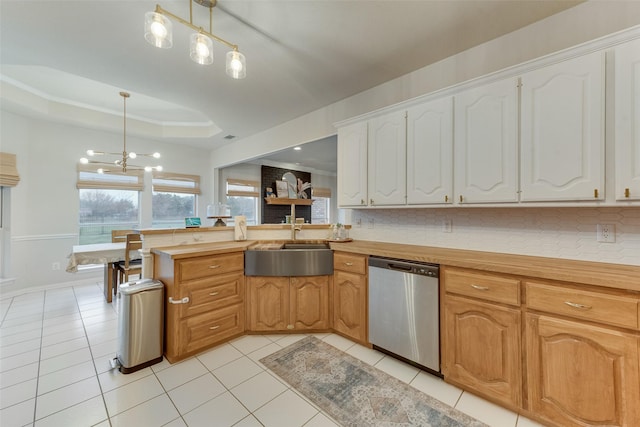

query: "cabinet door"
(368, 110), (406, 206)
(407, 97), (454, 204)
(526, 314), (640, 427)
(615, 38), (640, 200)
(290, 276), (329, 330)
(443, 295), (522, 407)
(521, 51), (605, 201)
(333, 270), (367, 343)
(337, 121), (368, 207)
(454, 78), (519, 203)
(247, 276), (289, 331)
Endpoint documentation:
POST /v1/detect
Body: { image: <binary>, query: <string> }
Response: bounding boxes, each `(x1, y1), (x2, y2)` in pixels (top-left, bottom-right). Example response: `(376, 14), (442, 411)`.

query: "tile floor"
(0, 282), (545, 427)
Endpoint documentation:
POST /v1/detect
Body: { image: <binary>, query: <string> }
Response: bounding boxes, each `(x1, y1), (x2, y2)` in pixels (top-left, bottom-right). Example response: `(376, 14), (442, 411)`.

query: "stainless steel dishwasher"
(368, 257), (441, 375)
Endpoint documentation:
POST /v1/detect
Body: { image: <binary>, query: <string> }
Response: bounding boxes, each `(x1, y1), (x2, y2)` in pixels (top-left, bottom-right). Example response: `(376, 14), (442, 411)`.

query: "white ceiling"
(0, 0), (582, 171)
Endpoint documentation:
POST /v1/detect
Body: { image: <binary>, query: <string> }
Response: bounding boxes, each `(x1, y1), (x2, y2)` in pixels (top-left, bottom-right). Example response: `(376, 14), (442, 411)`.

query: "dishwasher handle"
(369, 256), (439, 277)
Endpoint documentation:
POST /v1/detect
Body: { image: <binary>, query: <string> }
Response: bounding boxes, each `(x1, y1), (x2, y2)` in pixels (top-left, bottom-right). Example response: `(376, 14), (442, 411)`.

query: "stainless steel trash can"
(116, 279), (164, 374)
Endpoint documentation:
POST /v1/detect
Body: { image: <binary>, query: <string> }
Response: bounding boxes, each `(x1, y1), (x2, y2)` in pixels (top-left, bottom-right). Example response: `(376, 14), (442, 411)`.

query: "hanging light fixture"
(80, 92), (162, 174)
(144, 0), (246, 79)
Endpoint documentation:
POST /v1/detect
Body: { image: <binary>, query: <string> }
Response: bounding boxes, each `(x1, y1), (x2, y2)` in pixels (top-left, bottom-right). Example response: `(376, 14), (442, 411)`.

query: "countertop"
(330, 240), (640, 292)
(151, 239), (640, 292)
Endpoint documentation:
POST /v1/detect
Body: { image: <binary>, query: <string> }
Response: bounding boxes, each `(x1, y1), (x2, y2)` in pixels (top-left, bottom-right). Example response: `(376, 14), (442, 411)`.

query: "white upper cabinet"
(520, 51), (605, 201)
(337, 121), (368, 207)
(454, 78), (519, 203)
(407, 97), (453, 205)
(615, 38), (640, 201)
(368, 110), (407, 206)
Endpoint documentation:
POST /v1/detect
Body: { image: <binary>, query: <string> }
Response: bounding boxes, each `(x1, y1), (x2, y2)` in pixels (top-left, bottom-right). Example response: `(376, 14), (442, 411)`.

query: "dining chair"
(111, 229), (134, 243)
(114, 233), (143, 293)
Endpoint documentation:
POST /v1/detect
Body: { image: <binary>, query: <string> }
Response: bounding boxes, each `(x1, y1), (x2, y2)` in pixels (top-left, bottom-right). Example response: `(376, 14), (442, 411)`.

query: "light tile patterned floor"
(0, 282), (544, 427)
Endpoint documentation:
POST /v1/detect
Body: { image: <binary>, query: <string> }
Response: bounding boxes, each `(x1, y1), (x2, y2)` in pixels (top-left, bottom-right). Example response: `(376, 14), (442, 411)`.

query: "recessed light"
(293, 146), (301, 151)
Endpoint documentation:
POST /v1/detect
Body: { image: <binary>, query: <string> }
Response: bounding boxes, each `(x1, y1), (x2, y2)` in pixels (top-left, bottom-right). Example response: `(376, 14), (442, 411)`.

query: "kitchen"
(2, 1), (640, 426)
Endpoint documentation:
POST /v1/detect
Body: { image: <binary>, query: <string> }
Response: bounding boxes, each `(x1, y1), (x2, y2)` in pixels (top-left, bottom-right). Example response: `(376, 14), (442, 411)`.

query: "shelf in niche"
(264, 197), (313, 205)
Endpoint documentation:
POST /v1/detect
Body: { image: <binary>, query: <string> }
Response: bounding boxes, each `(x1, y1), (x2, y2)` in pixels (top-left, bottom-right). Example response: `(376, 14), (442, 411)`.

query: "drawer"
(443, 268), (520, 306)
(178, 272), (244, 318)
(178, 252), (244, 282)
(526, 281), (639, 330)
(179, 303), (245, 355)
(334, 252), (367, 275)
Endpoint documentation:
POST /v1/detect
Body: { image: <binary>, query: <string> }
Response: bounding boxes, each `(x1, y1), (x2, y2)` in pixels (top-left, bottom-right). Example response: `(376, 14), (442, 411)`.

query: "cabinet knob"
(287, 324), (294, 330)
(459, 195), (463, 203)
(594, 189), (599, 198)
(444, 195), (449, 203)
(209, 265), (221, 269)
(344, 262), (354, 266)
(361, 199), (366, 205)
(624, 188), (630, 198)
(209, 325), (220, 330)
(470, 284), (489, 291)
(370, 199), (374, 205)
(209, 292), (219, 296)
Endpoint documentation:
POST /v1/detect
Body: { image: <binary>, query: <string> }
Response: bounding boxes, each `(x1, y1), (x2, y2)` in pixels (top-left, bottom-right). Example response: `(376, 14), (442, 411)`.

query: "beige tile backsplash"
(349, 207), (640, 266)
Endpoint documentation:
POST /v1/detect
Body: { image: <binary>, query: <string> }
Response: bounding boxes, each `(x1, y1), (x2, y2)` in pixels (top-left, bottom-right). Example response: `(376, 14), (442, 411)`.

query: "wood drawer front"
(179, 272), (244, 318)
(444, 268), (520, 306)
(334, 252), (367, 275)
(526, 281), (639, 330)
(178, 252), (244, 282)
(179, 303), (244, 355)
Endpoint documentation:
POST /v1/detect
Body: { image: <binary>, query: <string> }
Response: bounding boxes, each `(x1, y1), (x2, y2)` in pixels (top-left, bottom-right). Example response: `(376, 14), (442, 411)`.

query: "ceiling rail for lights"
(80, 92), (162, 174)
(145, 0), (246, 79)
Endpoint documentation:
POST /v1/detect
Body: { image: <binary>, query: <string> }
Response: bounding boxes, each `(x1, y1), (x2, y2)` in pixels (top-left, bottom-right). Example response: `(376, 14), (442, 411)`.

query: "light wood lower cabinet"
(154, 251), (245, 363)
(525, 279), (640, 427)
(247, 275), (329, 331)
(526, 313), (640, 427)
(442, 267), (522, 410)
(332, 252), (368, 344)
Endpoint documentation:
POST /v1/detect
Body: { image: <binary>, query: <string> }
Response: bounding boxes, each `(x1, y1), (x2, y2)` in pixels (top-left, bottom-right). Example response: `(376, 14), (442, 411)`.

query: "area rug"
(260, 336), (488, 427)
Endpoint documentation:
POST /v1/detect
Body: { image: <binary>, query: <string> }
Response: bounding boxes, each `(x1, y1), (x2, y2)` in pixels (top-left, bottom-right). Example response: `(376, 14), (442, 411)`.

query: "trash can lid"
(119, 279), (163, 295)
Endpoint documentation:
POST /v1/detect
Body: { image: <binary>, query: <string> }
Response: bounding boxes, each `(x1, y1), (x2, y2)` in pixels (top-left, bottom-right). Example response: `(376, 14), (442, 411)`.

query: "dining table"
(66, 242), (141, 303)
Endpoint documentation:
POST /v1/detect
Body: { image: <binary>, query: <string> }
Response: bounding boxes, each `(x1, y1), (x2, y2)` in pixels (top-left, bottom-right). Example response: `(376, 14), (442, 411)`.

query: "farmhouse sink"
(245, 243), (333, 276)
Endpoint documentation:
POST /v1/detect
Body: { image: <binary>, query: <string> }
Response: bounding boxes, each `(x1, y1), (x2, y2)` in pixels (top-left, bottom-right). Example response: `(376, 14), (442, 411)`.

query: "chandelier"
(80, 92), (162, 174)
(144, 0), (246, 79)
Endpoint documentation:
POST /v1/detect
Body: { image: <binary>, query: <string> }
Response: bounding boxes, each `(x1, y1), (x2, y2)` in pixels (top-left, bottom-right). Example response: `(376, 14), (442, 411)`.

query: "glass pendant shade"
(144, 12), (173, 48)
(226, 50), (246, 79)
(190, 33), (214, 65)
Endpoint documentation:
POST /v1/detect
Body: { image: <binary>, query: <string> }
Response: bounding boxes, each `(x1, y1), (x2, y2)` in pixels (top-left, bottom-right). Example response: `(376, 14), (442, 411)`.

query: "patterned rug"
(260, 336), (488, 427)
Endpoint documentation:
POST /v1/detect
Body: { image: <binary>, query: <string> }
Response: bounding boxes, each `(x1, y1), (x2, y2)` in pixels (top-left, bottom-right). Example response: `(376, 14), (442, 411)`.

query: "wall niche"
(261, 165), (311, 224)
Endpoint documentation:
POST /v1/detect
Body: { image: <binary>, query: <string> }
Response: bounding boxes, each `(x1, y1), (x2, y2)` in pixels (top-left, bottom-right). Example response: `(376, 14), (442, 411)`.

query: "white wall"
(349, 207), (640, 266)
(0, 109), (215, 293)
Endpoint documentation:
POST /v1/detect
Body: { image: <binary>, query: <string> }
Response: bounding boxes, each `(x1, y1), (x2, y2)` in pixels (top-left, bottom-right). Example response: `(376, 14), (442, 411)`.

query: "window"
(77, 165), (143, 244)
(311, 187), (331, 224)
(226, 179), (259, 225)
(152, 172), (200, 229)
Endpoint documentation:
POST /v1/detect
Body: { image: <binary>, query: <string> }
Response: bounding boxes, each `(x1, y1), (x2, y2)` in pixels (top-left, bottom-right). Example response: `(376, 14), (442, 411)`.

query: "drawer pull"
(168, 297), (190, 304)
(470, 284), (490, 291)
(209, 292), (220, 296)
(209, 325), (220, 330)
(209, 265), (221, 269)
(344, 262), (354, 266)
(564, 301), (592, 310)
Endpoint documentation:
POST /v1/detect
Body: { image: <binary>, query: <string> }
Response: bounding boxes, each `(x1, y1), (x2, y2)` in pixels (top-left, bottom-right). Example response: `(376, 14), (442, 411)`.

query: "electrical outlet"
(442, 219), (452, 233)
(596, 224), (616, 243)
(355, 218), (362, 228)
(367, 218), (374, 229)
(52, 262), (60, 271)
